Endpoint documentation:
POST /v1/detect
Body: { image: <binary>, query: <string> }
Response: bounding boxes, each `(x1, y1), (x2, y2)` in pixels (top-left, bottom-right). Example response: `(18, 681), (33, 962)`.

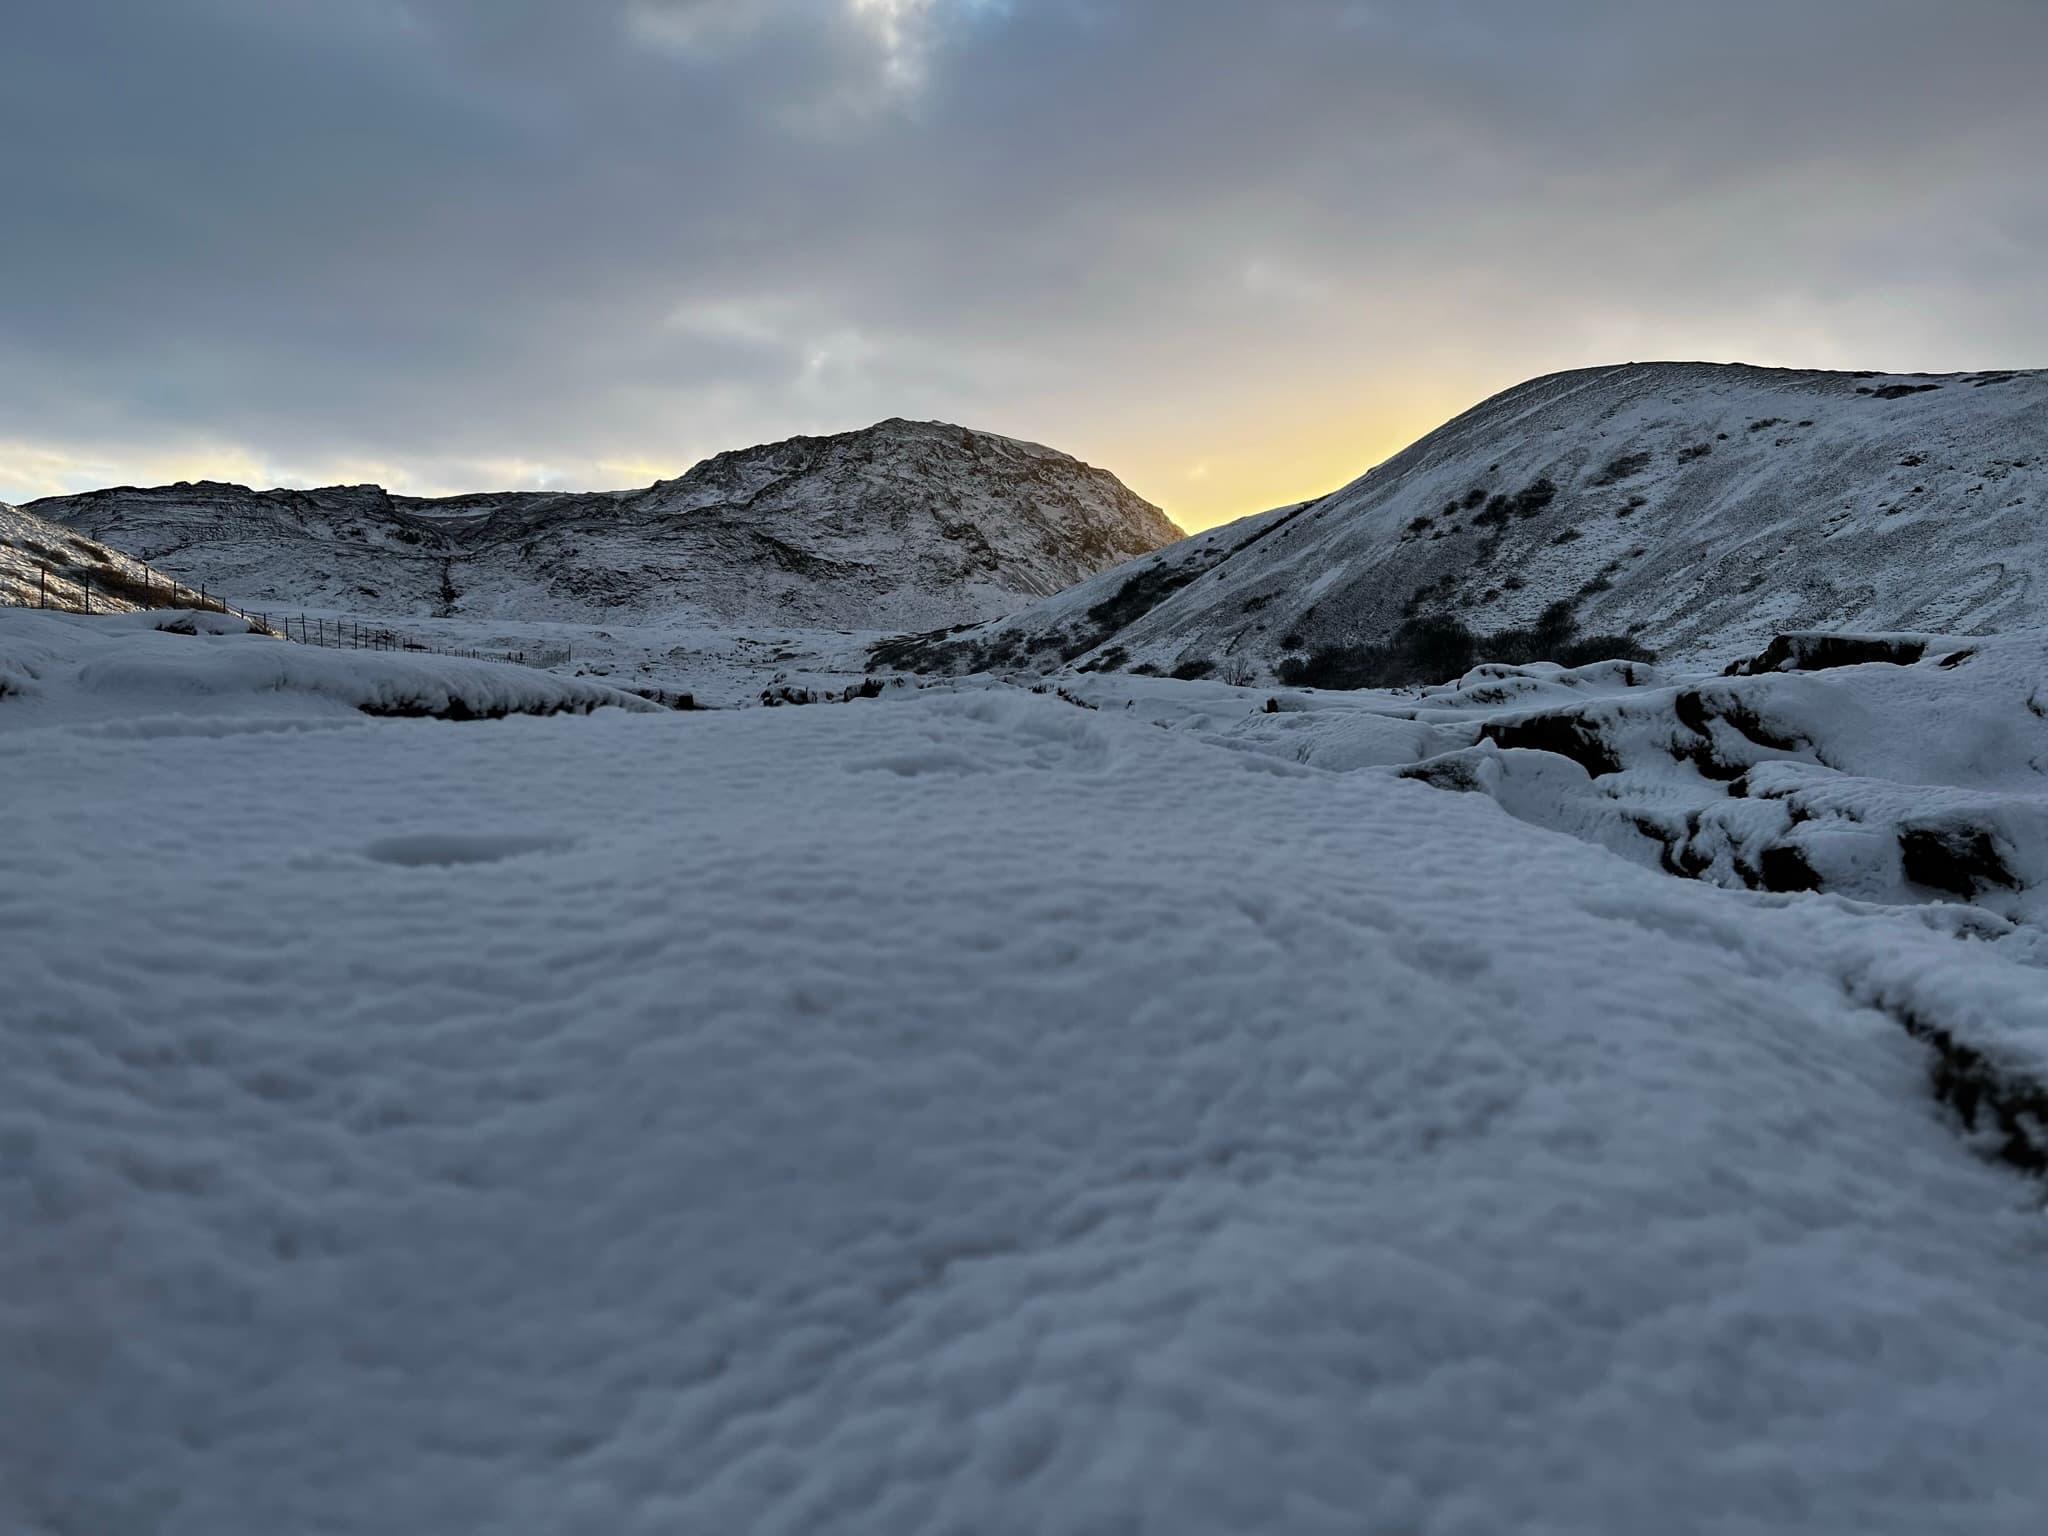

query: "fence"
(3, 559), (570, 671)
(1, 557), (278, 633)
(275, 612), (572, 669)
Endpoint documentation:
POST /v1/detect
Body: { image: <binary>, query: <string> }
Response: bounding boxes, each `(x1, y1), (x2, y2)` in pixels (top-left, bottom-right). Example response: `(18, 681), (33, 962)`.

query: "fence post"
(81, 574), (91, 614)
(39, 566), (47, 608)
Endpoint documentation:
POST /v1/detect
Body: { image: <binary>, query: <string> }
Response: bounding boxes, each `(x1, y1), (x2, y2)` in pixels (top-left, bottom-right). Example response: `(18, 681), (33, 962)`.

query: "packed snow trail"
(5, 657), (2048, 1531)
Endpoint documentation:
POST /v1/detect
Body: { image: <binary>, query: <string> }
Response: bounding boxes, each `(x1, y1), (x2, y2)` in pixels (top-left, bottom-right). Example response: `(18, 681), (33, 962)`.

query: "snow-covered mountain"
(26, 419), (1180, 630)
(878, 363), (2047, 681)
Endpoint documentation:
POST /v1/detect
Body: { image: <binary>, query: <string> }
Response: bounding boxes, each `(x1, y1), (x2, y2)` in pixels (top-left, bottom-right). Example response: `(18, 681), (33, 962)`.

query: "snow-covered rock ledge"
(0, 609), (658, 726)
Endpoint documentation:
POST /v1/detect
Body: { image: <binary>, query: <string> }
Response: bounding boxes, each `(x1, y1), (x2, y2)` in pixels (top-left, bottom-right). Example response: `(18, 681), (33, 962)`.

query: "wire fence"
(274, 612), (572, 669)
(2, 559), (571, 670)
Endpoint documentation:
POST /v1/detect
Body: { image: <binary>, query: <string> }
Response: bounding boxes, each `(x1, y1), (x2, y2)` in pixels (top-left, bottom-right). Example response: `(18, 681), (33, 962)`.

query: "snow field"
(6, 676), (2048, 1533)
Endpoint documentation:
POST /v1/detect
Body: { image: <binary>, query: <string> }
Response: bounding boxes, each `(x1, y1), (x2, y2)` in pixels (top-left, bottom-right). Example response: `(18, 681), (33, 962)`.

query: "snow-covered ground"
(261, 604), (886, 708)
(1056, 629), (2048, 937)
(0, 609), (655, 725)
(6, 612), (2048, 1533)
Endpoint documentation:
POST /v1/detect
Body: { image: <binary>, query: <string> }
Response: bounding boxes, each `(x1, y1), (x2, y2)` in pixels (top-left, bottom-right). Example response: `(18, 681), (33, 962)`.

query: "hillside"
(876, 363), (2047, 681)
(27, 419), (1180, 631)
(1, 499), (227, 617)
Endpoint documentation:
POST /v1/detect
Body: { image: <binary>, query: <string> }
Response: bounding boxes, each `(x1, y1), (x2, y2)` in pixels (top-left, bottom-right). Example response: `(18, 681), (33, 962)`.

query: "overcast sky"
(5, 1), (2044, 529)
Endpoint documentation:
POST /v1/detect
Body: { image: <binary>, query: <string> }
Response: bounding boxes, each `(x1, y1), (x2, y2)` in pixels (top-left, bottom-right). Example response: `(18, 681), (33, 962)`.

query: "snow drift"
(0, 609), (656, 725)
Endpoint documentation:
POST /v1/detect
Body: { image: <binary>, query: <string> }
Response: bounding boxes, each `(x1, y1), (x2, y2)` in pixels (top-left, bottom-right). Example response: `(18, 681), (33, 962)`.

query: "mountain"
(26, 419), (1181, 630)
(875, 363), (2048, 681)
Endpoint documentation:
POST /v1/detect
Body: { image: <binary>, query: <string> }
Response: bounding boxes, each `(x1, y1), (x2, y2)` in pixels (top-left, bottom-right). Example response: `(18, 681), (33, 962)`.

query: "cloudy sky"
(5, 1), (2044, 529)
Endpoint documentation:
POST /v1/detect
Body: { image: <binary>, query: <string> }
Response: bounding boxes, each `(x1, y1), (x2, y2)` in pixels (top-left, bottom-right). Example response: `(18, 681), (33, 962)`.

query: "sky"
(4, 1), (2045, 532)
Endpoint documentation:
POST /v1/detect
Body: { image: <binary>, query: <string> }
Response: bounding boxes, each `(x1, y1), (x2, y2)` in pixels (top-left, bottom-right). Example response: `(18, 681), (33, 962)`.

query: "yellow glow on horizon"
(1110, 379), (1491, 535)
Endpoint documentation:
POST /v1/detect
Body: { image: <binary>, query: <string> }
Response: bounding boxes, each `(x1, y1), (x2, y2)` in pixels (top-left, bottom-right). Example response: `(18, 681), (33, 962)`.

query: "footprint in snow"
(362, 832), (575, 867)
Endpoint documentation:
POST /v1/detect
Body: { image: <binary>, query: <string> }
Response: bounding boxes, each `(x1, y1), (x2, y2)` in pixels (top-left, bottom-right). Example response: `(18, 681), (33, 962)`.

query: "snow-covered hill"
(27, 419), (1179, 630)
(1, 499), (212, 616)
(878, 363), (2047, 681)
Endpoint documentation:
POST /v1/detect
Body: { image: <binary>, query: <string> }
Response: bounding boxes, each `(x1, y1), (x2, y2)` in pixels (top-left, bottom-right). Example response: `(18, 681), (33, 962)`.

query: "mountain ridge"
(28, 418), (1181, 631)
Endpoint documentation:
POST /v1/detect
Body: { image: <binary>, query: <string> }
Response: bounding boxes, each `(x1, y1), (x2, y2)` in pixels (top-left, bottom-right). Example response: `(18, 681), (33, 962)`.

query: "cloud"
(3, 0), (2044, 526)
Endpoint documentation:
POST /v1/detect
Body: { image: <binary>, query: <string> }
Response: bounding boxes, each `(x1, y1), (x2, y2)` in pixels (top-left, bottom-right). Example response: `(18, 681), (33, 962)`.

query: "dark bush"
(1169, 657), (1216, 680)
(1591, 452), (1651, 486)
(1473, 478), (1557, 527)
(1512, 478), (1558, 518)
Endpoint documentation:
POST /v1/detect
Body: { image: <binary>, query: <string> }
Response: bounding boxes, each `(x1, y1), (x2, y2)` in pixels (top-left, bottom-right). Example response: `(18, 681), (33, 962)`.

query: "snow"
(24, 418), (1179, 634)
(1, 500), (209, 617)
(6, 614), (2048, 1533)
(903, 363), (2048, 679)
(0, 609), (656, 726)
(1052, 629), (2048, 938)
(255, 603), (891, 708)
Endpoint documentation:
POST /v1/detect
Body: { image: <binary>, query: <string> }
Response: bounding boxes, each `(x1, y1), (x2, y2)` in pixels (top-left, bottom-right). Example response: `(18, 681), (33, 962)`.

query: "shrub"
(1511, 478), (1557, 518)
(1472, 477), (1557, 527)
(1591, 452), (1651, 486)
(1170, 657), (1216, 681)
